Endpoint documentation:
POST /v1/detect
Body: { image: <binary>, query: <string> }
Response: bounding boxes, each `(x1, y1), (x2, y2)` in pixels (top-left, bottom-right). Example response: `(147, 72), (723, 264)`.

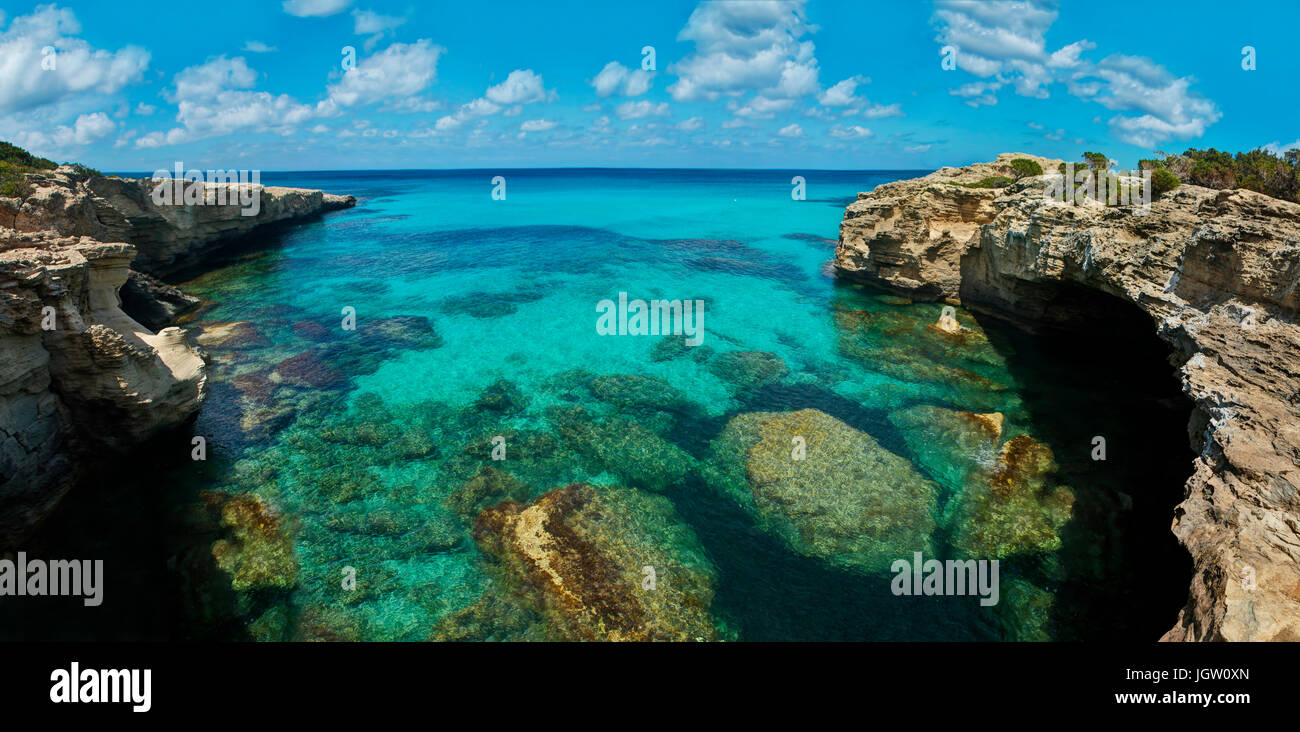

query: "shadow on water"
(0, 426), (247, 641)
(974, 282), (1195, 641)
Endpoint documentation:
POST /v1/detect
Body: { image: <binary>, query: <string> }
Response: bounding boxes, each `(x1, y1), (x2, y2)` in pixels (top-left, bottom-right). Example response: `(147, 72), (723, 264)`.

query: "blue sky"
(1, 0), (1296, 170)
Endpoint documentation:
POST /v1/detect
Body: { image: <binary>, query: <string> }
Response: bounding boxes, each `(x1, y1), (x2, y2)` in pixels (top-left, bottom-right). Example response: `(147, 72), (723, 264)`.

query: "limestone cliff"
(1, 165), (355, 549)
(836, 153), (1300, 641)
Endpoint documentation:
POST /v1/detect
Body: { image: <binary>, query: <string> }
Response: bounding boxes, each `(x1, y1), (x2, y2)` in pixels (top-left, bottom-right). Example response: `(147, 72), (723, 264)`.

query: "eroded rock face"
(0, 240), (206, 547)
(0, 166), (355, 278)
(473, 483), (722, 641)
(836, 154), (1300, 641)
(0, 166), (354, 549)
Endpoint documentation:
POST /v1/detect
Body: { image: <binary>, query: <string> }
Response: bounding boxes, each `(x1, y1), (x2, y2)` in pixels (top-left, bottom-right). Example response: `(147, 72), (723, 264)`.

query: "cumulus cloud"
(615, 99), (669, 120)
(9, 111), (116, 152)
(435, 69), (553, 132)
(675, 117), (704, 132)
(283, 0), (352, 17)
(319, 39), (442, 112)
(591, 61), (654, 97)
(137, 56), (313, 148)
(778, 123), (802, 137)
(932, 0), (1218, 146)
(352, 8), (405, 51)
(242, 40), (277, 53)
(0, 6), (149, 116)
(829, 124), (872, 139)
(667, 0), (819, 103)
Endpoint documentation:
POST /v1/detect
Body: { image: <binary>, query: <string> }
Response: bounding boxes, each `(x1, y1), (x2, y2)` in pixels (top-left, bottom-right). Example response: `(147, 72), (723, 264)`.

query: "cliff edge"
(0, 165), (355, 548)
(835, 153), (1300, 641)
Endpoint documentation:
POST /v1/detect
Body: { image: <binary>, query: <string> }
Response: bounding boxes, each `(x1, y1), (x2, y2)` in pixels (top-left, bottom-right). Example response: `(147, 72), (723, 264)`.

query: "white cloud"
(283, 0), (352, 17)
(829, 124), (871, 139)
(320, 39), (442, 112)
(904, 144), (932, 153)
(243, 40), (277, 53)
(731, 95), (793, 119)
(136, 56), (314, 148)
(10, 111), (116, 152)
(352, 9), (405, 50)
(434, 69), (552, 133)
(861, 102), (903, 119)
(591, 61), (654, 97)
(667, 0), (819, 103)
(932, 0), (1218, 146)
(0, 6), (149, 116)
(675, 117), (704, 132)
(135, 102), (155, 115)
(485, 69), (551, 105)
(615, 100), (669, 120)
(520, 118), (556, 132)
(818, 75), (866, 106)
(778, 123), (802, 137)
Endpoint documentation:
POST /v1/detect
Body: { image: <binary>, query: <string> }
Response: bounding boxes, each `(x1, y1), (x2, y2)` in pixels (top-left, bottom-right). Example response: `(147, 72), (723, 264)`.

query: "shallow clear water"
(1, 169), (1194, 641)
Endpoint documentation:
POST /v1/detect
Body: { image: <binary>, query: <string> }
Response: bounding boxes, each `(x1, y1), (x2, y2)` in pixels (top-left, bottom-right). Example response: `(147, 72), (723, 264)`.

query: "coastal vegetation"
(0, 140), (57, 197)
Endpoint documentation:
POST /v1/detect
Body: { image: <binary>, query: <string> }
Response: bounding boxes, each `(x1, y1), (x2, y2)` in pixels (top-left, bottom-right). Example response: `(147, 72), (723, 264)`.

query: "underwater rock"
(210, 493), (299, 591)
(888, 404), (1005, 493)
(588, 373), (690, 413)
(473, 377), (529, 414)
(949, 434), (1075, 559)
(891, 405), (1073, 559)
(291, 320), (331, 342)
(274, 351), (347, 389)
(193, 320), (269, 350)
(473, 483), (722, 641)
(427, 577), (547, 642)
(707, 408), (938, 573)
(549, 406), (693, 492)
(446, 466), (532, 521)
(368, 315), (444, 351)
(708, 350), (788, 389)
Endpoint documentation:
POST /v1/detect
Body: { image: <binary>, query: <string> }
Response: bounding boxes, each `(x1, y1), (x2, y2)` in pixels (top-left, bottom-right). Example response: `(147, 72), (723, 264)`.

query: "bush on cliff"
(1082, 151), (1111, 170)
(0, 140), (57, 198)
(1150, 147), (1299, 203)
(1149, 168), (1181, 197)
(1009, 158), (1043, 179)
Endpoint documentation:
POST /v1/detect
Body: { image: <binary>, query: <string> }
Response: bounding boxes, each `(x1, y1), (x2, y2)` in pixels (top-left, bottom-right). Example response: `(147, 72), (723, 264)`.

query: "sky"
(0, 0), (1296, 171)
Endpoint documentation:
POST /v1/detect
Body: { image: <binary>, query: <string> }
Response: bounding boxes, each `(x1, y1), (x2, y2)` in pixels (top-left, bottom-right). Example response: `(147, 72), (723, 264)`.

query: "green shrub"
(0, 141), (55, 170)
(1082, 151), (1111, 170)
(1150, 168), (1181, 196)
(1009, 158), (1043, 179)
(1151, 147), (1298, 203)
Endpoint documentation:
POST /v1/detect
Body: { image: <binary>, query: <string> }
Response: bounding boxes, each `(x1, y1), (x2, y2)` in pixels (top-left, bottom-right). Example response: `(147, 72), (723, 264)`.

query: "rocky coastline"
(836, 153), (1300, 641)
(0, 165), (355, 550)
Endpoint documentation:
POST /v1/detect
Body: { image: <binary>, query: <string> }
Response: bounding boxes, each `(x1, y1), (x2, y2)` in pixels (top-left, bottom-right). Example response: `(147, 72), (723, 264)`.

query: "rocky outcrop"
(0, 165), (354, 549)
(836, 153), (1300, 641)
(3, 166), (355, 277)
(473, 483), (723, 641)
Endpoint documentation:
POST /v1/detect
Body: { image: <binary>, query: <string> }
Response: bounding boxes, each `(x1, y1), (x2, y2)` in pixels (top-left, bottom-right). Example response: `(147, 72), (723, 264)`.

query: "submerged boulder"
(890, 405), (1074, 559)
(708, 350), (788, 389)
(473, 483), (722, 641)
(550, 406), (694, 492)
(949, 434), (1075, 559)
(707, 408), (938, 573)
(210, 492), (299, 591)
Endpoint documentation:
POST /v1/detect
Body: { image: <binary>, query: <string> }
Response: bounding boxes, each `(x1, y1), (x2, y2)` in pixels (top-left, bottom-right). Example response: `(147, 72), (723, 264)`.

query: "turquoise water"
(1, 169), (1194, 641)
